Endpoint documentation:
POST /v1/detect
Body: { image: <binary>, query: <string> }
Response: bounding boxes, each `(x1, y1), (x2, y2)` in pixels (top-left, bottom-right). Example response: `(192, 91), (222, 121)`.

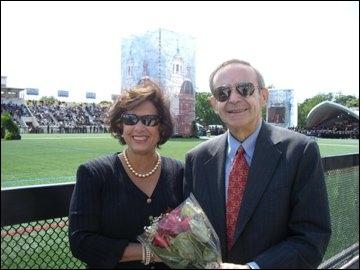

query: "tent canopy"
(306, 101), (359, 129)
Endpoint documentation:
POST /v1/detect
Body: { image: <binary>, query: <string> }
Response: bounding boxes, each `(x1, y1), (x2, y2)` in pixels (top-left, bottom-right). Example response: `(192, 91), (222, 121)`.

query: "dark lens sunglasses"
(213, 82), (256, 102)
(121, 114), (161, 127)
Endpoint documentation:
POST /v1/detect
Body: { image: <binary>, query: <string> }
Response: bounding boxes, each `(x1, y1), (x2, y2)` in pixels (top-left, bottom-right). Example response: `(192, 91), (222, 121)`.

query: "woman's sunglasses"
(213, 82), (257, 102)
(121, 113), (161, 127)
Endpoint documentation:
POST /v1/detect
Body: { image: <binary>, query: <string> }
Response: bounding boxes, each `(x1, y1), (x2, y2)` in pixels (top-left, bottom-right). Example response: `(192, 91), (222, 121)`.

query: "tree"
(345, 98), (359, 108)
(99, 100), (112, 107)
(297, 93), (334, 128)
(333, 94), (359, 108)
(195, 92), (222, 127)
(1, 112), (21, 140)
(40, 96), (58, 105)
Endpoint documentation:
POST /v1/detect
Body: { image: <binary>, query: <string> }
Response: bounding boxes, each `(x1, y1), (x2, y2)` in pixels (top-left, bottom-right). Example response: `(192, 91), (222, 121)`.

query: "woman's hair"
(106, 79), (173, 147)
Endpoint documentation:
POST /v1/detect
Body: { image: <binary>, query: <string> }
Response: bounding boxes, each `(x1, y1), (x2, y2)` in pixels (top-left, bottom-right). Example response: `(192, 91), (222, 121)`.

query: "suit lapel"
(203, 133), (228, 256)
(233, 122), (282, 242)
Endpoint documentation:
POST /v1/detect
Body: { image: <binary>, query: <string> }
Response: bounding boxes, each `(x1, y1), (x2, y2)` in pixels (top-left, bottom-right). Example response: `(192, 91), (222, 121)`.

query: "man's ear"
(260, 88), (269, 107)
(208, 96), (219, 114)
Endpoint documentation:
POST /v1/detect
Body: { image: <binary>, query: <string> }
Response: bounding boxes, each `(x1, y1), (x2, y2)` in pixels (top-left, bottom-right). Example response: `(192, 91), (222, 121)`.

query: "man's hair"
(209, 59), (265, 92)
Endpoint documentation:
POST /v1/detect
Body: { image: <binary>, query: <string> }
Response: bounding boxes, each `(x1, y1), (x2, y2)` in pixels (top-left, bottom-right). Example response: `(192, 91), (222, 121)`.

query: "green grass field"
(1, 133), (359, 188)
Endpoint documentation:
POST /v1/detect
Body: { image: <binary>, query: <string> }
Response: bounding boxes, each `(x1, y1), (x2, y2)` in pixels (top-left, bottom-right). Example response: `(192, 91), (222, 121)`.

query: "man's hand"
(219, 263), (250, 269)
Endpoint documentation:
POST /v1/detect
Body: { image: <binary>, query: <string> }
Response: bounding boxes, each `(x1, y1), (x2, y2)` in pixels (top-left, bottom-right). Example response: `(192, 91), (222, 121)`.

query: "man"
(184, 59), (331, 269)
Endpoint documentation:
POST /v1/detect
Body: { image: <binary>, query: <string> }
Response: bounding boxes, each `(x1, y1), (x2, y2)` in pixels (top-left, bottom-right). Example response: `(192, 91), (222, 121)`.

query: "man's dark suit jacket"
(184, 121), (331, 269)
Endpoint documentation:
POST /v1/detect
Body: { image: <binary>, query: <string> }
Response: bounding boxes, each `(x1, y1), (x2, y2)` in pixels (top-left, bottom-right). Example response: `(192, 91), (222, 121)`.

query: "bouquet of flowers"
(137, 193), (222, 269)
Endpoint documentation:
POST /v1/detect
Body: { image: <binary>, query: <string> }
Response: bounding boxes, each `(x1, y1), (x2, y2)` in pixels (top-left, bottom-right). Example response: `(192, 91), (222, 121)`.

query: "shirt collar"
(227, 121), (262, 158)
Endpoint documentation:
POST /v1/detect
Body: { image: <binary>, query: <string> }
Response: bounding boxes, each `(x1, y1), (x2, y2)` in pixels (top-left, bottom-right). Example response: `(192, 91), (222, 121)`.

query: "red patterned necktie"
(226, 147), (249, 251)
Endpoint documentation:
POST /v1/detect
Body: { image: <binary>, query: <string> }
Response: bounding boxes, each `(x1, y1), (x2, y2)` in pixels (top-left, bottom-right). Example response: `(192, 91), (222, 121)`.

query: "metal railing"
(1, 183), (85, 269)
(1, 154), (359, 269)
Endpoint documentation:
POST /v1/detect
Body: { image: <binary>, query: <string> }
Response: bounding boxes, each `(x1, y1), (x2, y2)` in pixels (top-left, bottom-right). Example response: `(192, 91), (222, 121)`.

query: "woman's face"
(122, 100), (160, 155)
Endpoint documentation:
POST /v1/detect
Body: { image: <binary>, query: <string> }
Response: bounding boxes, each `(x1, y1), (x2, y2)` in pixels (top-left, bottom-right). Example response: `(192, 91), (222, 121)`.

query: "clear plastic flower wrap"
(137, 193), (222, 269)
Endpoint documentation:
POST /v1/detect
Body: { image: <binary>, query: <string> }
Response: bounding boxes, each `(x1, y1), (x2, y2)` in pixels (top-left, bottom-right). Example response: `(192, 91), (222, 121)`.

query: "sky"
(1, 1), (359, 103)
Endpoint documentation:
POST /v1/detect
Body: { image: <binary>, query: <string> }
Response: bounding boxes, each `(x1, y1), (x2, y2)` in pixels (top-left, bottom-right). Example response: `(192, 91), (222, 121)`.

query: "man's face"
(211, 63), (268, 139)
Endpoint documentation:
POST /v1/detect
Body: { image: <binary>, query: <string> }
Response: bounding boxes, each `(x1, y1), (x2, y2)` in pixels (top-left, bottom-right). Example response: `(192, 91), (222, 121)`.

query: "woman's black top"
(68, 153), (184, 269)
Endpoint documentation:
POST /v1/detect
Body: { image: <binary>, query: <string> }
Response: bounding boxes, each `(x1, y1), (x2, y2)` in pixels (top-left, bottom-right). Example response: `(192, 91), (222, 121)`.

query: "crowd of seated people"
(26, 101), (57, 127)
(1, 101), (31, 129)
(289, 111), (359, 139)
(83, 103), (109, 129)
(1, 102), (31, 118)
(25, 100), (110, 133)
(290, 121), (359, 139)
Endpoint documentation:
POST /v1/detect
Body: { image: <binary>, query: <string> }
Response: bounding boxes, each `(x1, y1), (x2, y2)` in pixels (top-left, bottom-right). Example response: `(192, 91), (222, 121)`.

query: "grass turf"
(1, 133), (359, 188)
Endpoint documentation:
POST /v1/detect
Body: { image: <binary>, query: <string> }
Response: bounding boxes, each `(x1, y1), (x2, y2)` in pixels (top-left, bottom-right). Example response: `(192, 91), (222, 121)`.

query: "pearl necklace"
(123, 150), (161, 178)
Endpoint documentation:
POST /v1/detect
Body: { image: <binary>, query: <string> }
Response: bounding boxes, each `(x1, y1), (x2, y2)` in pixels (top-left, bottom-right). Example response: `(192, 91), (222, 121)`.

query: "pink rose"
(152, 233), (170, 248)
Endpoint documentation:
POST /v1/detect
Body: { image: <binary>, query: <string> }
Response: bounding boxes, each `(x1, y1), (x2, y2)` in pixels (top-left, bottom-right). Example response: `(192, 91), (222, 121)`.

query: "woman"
(68, 79), (184, 269)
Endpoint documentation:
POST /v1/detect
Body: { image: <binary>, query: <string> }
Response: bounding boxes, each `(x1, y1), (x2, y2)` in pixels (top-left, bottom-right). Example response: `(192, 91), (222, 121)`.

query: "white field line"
(22, 136), (110, 140)
(2, 175), (75, 184)
(317, 143), (358, 147)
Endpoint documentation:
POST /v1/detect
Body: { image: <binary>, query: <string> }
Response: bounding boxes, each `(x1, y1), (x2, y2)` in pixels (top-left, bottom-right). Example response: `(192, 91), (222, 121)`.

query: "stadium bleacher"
(2, 99), (110, 134)
(1, 98), (359, 138)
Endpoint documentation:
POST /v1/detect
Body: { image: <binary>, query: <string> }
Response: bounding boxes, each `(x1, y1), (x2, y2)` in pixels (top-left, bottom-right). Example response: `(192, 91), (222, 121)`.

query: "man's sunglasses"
(213, 82), (257, 102)
(121, 114), (161, 127)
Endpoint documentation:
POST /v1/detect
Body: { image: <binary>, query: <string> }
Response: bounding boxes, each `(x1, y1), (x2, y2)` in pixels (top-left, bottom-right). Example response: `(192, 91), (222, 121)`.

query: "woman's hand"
(119, 243), (143, 262)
